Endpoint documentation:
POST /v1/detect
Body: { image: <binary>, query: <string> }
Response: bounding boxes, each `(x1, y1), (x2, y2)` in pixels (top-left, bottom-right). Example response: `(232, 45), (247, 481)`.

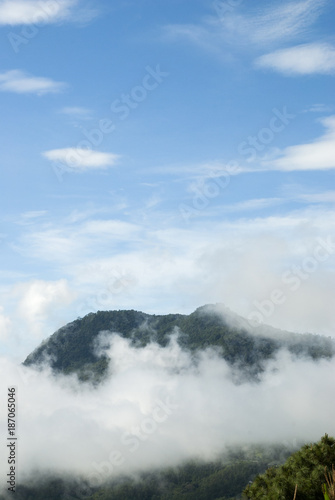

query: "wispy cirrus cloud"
(303, 104), (333, 114)
(42, 148), (120, 171)
(163, 0), (328, 53)
(256, 43), (335, 76)
(298, 191), (335, 203)
(243, 0), (327, 45)
(221, 197), (284, 213)
(59, 106), (93, 119)
(0, 0), (96, 26)
(0, 70), (66, 94)
(162, 22), (223, 55)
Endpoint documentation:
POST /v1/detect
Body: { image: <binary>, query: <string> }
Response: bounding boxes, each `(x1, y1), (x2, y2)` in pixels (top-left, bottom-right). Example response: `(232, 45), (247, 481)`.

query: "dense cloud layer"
(1, 331), (334, 488)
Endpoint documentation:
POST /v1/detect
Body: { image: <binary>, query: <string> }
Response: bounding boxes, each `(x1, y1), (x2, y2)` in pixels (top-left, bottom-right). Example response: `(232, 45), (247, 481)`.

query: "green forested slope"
(23, 305), (335, 382)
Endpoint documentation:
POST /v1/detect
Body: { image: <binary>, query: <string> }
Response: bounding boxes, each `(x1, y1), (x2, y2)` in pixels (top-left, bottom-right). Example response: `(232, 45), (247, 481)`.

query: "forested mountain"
(23, 304), (335, 382)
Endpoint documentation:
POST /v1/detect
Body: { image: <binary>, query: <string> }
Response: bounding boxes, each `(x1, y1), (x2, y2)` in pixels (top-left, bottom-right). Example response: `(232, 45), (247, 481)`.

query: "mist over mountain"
(23, 303), (335, 383)
(1, 304), (335, 499)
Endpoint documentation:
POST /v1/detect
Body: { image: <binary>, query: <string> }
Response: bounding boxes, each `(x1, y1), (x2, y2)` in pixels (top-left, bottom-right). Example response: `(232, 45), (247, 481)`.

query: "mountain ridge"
(23, 304), (335, 383)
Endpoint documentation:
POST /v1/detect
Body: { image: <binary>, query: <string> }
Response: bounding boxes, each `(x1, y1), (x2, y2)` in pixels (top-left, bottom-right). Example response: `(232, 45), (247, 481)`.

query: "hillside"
(23, 304), (335, 382)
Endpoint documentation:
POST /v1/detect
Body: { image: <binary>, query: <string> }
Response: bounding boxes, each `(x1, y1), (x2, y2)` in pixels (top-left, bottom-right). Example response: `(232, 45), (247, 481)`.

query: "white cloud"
(42, 148), (120, 171)
(0, 70), (66, 94)
(269, 115), (335, 171)
(15, 279), (76, 339)
(256, 43), (335, 76)
(0, 0), (97, 26)
(0, 340), (335, 484)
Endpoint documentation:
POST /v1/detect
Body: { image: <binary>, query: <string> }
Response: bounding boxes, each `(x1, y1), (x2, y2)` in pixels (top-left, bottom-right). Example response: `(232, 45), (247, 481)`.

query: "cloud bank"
(0, 332), (334, 489)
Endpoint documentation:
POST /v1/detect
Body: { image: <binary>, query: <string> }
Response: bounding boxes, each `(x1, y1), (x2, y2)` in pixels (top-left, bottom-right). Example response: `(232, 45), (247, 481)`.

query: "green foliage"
(322, 465), (335, 500)
(244, 434), (335, 500)
(323, 486), (331, 500)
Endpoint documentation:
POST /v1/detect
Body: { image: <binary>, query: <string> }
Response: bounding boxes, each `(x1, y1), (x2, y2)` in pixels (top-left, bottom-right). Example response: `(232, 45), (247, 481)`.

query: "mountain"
(13, 306), (335, 499)
(23, 304), (335, 382)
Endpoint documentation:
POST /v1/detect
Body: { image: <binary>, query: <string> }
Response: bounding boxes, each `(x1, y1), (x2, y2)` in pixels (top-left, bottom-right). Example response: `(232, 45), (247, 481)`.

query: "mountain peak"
(23, 306), (335, 383)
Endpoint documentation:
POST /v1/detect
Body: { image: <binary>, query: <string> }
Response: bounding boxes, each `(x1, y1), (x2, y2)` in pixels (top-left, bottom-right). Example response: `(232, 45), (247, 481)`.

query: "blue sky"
(0, 0), (335, 360)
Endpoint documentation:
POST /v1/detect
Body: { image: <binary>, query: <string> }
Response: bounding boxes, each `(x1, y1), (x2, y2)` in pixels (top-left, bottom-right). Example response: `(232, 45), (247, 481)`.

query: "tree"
(244, 434), (335, 500)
